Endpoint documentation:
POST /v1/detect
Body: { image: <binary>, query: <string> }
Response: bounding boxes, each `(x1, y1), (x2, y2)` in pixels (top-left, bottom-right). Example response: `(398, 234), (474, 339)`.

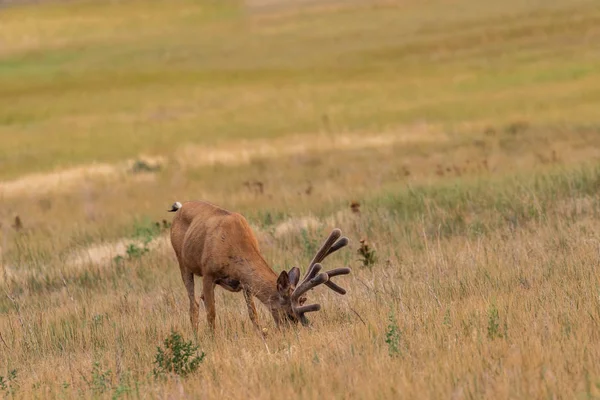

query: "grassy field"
(2, 0), (600, 398)
(2, 0), (600, 179)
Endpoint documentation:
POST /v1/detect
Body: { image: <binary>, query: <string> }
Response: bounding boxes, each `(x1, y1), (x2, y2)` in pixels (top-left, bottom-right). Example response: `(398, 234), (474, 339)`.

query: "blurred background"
(2, 0), (599, 222)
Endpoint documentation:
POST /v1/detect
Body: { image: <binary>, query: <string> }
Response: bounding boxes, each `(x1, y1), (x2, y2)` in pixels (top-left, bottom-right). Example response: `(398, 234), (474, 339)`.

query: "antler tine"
(295, 304), (321, 326)
(307, 228), (342, 270)
(325, 267), (352, 277)
(325, 237), (349, 258)
(291, 229), (352, 325)
(291, 264), (329, 325)
(297, 230), (351, 298)
(323, 267), (351, 295)
(295, 304), (321, 314)
(293, 229), (342, 300)
(292, 264), (328, 301)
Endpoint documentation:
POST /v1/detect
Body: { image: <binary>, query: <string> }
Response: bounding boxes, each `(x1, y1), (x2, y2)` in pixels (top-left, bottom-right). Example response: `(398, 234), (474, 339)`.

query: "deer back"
(170, 201), (269, 280)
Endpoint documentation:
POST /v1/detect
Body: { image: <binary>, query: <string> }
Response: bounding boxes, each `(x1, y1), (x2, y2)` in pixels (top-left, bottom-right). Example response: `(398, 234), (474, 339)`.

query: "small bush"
(132, 218), (162, 243)
(130, 159), (161, 174)
(357, 238), (377, 268)
(153, 331), (205, 379)
(443, 308), (451, 327)
(113, 218), (164, 264)
(90, 362), (112, 395)
(487, 303), (504, 339)
(385, 312), (402, 357)
(0, 369), (18, 396)
(126, 243), (149, 259)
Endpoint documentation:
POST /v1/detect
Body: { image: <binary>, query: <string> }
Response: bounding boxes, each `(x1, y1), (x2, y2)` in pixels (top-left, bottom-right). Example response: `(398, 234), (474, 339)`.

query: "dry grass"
(0, 127), (442, 198)
(2, 0), (600, 398)
(2, 166), (600, 399)
(2, 131), (600, 398)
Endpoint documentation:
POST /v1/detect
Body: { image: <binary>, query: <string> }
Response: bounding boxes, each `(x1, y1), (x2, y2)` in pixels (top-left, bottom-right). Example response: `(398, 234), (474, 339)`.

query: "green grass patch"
(375, 164), (600, 239)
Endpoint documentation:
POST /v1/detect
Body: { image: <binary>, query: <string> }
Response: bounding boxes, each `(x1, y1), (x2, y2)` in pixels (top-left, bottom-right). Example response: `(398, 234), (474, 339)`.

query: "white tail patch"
(168, 202), (183, 212)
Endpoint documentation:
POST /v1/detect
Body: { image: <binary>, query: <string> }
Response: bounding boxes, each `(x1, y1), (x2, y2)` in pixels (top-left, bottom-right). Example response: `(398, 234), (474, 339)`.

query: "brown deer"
(168, 200), (351, 332)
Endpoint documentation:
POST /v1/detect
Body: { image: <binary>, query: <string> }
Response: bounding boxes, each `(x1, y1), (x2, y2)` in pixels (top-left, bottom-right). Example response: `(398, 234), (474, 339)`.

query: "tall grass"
(2, 0), (600, 398)
(2, 162), (600, 398)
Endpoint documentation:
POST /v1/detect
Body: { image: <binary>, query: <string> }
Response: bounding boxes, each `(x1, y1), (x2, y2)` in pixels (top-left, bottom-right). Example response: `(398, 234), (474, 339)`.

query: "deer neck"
(241, 256), (280, 307)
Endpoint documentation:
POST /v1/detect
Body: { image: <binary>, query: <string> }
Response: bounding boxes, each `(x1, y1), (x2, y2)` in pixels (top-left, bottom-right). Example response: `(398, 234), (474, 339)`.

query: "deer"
(168, 200), (351, 333)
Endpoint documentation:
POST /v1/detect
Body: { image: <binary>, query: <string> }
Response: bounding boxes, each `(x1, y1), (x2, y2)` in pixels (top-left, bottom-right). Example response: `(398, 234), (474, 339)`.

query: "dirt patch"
(0, 156), (166, 199)
(177, 128), (445, 168)
(65, 233), (172, 268)
(0, 163), (118, 198)
(1, 127), (445, 198)
(273, 216), (321, 237)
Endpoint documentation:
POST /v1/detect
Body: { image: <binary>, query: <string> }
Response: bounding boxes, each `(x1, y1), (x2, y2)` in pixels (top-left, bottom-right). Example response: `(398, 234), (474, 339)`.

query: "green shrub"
(357, 238), (377, 268)
(153, 331), (206, 379)
(0, 369), (18, 396)
(385, 312), (402, 358)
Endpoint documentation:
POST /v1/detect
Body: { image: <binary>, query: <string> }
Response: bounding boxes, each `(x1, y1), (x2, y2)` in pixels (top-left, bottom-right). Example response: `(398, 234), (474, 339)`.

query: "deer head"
(272, 228), (351, 326)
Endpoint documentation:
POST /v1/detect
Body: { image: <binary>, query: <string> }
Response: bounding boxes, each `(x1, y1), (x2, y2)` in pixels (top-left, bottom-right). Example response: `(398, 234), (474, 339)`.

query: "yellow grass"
(2, 175), (600, 398)
(2, 0), (600, 398)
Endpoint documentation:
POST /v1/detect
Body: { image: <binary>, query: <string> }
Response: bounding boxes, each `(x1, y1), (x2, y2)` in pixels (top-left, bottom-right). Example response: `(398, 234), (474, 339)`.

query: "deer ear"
(276, 271), (290, 293)
(288, 267), (300, 286)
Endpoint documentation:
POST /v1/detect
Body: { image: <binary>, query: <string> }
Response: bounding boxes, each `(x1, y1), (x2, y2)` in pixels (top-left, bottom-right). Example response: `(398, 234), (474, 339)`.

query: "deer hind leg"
(202, 276), (216, 331)
(243, 288), (261, 333)
(181, 270), (199, 332)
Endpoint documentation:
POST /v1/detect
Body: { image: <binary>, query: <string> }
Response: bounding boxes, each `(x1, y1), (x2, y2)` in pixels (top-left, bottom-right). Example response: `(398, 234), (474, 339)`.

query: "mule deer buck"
(168, 200), (351, 333)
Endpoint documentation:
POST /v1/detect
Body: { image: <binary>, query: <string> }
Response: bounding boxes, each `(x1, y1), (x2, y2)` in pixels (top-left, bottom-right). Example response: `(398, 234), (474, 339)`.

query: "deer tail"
(167, 201), (182, 212)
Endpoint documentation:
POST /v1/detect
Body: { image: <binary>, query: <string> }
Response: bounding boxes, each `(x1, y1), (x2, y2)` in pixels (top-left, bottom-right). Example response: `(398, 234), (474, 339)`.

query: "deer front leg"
(202, 276), (216, 331)
(181, 270), (199, 332)
(243, 288), (262, 334)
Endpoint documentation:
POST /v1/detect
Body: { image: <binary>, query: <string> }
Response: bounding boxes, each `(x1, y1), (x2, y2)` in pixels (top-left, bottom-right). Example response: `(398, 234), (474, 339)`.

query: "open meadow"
(2, 0), (600, 398)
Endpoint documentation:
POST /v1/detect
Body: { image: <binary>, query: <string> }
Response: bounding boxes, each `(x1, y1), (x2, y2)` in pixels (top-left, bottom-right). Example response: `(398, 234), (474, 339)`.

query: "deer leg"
(202, 276), (216, 331)
(243, 288), (261, 333)
(181, 270), (199, 332)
